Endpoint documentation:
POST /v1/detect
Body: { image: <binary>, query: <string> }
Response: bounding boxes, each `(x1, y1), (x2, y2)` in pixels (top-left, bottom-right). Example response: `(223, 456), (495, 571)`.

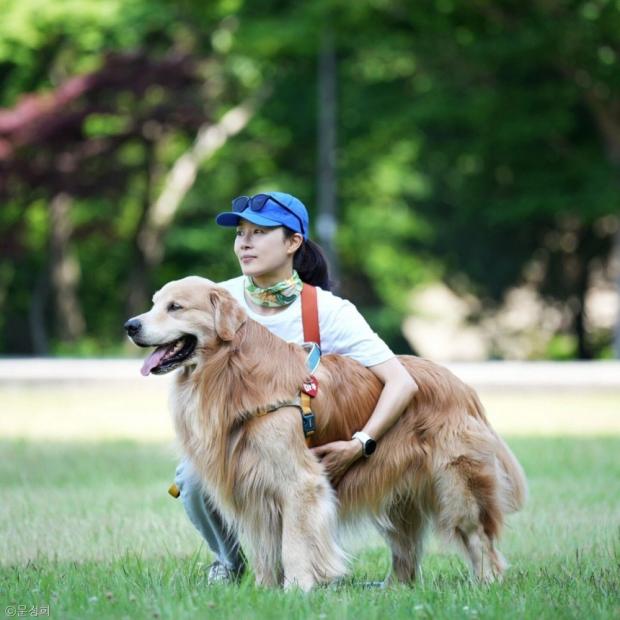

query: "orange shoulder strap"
(300, 284), (321, 347)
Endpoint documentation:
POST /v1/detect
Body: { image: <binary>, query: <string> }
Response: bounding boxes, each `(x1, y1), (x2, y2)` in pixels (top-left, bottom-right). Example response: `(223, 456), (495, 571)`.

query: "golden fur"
(129, 276), (527, 590)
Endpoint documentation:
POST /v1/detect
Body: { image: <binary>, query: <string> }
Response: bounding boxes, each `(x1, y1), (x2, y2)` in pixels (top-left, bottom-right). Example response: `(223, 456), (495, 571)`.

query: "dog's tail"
(467, 387), (528, 514)
(492, 430), (528, 514)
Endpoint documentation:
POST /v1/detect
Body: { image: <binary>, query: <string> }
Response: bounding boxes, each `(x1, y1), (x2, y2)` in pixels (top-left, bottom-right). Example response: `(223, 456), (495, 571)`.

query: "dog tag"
(302, 375), (318, 397)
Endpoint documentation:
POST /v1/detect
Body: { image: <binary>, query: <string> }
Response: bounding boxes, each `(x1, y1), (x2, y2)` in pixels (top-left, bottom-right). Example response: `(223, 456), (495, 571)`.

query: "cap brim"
(215, 211), (283, 228)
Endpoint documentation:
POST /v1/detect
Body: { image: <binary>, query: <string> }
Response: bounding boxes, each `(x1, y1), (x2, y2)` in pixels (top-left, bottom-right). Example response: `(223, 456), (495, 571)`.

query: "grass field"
(1, 383), (619, 619)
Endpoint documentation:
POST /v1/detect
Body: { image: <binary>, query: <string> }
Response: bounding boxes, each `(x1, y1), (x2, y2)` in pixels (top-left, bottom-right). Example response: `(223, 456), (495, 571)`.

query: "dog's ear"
(209, 289), (246, 341)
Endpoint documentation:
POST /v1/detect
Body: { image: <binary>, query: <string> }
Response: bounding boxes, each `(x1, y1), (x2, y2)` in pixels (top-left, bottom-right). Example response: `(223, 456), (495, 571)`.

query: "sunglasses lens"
(232, 196), (249, 213)
(250, 194), (270, 211)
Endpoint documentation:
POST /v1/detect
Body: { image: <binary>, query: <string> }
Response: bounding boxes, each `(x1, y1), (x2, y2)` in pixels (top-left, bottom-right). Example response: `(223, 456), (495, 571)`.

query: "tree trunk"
(613, 227), (620, 358)
(574, 281), (592, 360)
(316, 29), (340, 290)
(126, 140), (157, 318)
(571, 223), (600, 360)
(49, 192), (86, 343)
(28, 266), (50, 354)
(126, 95), (265, 315)
(579, 89), (620, 358)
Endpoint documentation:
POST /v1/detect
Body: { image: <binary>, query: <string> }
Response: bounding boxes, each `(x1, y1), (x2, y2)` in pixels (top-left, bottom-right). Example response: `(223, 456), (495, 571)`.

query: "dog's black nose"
(124, 318), (141, 337)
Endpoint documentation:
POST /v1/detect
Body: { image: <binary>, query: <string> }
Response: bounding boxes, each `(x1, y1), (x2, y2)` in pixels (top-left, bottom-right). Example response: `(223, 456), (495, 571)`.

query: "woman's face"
(234, 219), (302, 284)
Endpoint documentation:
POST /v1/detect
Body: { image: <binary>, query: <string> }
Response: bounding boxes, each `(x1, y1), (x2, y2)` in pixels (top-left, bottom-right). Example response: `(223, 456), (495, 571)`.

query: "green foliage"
(545, 334), (578, 361)
(1, 0), (619, 355)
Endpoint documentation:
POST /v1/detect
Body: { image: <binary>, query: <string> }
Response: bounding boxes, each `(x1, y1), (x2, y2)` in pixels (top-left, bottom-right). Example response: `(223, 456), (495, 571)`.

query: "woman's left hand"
(310, 439), (363, 486)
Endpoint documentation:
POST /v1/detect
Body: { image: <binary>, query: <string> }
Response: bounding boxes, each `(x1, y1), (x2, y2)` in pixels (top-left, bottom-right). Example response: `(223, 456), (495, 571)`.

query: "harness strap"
(301, 284), (320, 347)
(302, 342), (321, 374)
(299, 283), (319, 446)
(255, 392), (316, 447)
(299, 392), (316, 447)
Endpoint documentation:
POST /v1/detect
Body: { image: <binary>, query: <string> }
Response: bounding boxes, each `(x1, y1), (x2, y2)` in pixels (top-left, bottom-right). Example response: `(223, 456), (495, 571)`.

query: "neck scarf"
(245, 270), (303, 307)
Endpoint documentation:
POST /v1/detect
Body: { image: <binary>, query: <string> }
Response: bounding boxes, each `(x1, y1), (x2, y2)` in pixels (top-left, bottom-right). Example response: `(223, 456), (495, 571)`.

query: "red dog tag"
(302, 375), (318, 397)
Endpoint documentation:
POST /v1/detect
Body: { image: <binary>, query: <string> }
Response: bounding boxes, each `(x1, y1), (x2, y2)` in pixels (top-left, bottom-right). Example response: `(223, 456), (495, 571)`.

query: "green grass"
(1, 385), (619, 618)
(1, 437), (619, 619)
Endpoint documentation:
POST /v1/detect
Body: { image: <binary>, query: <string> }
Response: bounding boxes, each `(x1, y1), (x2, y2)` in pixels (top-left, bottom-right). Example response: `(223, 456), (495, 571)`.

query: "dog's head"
(124, 276), (246, 376)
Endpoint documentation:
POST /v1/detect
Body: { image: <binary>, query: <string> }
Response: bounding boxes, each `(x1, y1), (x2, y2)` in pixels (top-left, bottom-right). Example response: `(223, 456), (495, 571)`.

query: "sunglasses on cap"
(231, 193), (306, 237)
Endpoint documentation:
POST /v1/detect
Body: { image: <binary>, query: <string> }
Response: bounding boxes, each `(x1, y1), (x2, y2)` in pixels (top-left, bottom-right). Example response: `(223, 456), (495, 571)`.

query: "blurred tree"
(316, 28), (340, 288)
(0, 50), (208, 351)
(126, 90), (266, 316)
(0, 0), (257, 352)
(1, 0), (619, 359)
(398, 0), (620, 359)
(323, 0), (619, 358)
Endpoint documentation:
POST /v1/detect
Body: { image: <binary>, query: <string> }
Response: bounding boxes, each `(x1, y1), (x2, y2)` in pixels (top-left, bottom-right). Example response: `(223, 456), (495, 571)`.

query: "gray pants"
(174, 458), (245, 572)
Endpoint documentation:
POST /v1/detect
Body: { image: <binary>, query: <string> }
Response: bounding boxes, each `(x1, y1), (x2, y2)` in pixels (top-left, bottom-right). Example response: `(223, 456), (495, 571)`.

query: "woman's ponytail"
(283, 229), (331, 290)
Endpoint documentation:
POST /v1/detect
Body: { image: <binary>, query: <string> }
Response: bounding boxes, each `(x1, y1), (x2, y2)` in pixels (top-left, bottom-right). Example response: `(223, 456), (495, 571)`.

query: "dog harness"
(168, 283), (322, 499)
(254, 340), (320, 444)
(254, 283), (321, 447)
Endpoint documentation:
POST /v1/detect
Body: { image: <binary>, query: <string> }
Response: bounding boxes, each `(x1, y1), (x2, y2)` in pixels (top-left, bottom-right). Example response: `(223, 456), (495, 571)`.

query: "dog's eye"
(167, 302), (183, 312)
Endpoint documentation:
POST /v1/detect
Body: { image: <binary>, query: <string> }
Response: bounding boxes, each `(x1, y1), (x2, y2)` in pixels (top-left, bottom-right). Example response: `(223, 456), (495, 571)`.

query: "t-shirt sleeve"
(324, 297), (395, 367)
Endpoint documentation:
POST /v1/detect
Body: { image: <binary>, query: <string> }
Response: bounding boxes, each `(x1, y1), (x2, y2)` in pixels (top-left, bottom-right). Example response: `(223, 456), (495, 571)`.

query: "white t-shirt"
(218, 276), (394, 368)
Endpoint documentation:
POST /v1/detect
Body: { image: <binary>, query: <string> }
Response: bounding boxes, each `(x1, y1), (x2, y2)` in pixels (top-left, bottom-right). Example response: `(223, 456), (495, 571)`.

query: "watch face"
(365, 439), (377, 456)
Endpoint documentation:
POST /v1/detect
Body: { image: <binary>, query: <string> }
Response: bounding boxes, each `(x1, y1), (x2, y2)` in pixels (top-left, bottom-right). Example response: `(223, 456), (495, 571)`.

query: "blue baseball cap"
(215, 192), (309, 239)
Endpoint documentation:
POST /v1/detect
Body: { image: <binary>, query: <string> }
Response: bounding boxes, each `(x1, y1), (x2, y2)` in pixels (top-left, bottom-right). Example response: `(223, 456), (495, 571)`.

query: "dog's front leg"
(242, 409), (348, 590)
(281, 468), (348, 591)
(240, 501), (283, 588)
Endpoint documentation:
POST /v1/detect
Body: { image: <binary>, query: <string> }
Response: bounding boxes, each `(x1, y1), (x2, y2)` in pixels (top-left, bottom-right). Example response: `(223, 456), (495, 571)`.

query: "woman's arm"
(311, 357), (418, 485)
(358, 357), (418, 440)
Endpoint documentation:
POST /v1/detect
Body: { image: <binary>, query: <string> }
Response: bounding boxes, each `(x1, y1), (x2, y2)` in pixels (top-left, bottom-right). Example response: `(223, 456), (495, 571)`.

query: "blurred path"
(1, 358), (620, 389)
(1, 358), (618, 440)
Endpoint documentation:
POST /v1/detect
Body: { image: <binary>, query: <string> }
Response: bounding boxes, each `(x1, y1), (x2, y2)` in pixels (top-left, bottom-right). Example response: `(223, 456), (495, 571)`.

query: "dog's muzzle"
(124, 318), (197, 376)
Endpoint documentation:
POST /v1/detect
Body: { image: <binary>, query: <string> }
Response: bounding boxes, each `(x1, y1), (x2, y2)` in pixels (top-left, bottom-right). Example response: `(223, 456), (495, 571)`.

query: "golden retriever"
(125, 276), (527, 590)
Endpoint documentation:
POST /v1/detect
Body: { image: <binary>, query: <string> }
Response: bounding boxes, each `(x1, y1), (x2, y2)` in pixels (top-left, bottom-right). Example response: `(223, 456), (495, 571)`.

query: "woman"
(175, 191), (418, 583)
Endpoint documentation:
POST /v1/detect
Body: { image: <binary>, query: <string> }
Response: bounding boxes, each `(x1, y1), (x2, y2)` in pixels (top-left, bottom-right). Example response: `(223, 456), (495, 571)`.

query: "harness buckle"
(301, 411), (316, 437)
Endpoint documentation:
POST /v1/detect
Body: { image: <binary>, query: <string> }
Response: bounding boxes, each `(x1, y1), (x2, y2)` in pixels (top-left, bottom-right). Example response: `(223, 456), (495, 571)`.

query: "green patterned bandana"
(245, 270), (303, 307)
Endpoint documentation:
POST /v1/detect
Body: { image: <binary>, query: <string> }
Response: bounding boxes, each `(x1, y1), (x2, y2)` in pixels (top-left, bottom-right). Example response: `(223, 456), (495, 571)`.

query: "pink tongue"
(140, 345), (171, 376)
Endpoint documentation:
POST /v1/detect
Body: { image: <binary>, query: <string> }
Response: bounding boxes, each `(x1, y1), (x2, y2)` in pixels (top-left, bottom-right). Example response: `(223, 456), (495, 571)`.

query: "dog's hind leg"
(281, 473), (347, 591)
(376, 497), (429, 585)
(454, 523), (506, 584)
(435, 456), (507, 583)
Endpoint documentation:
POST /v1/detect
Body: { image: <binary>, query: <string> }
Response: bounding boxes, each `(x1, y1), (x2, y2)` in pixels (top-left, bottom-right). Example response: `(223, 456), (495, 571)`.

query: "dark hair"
(283, 228), (331, 290)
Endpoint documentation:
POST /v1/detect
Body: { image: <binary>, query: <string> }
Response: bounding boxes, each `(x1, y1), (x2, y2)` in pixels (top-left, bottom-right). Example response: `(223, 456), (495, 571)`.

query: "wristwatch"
(352, 431), (377, 457)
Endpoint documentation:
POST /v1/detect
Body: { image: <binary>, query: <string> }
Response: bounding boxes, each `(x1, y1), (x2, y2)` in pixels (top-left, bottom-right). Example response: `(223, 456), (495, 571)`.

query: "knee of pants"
(174, 457), (243, 569)
(175, 458), (217, 541)
(175, 457), (200, 493)
(175, 457), (205, 510)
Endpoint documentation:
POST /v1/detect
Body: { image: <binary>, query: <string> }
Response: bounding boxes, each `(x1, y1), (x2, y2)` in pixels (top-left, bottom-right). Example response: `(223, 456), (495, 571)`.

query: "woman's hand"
(311, 439), (363, 486)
